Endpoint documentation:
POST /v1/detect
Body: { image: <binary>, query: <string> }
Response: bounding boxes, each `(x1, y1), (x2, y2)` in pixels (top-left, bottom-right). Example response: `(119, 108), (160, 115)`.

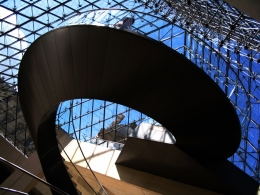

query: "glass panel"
(1, 0), (260, 182)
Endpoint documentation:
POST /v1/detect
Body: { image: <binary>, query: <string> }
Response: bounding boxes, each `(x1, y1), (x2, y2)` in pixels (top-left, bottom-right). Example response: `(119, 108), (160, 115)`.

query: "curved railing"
(18, 25), (241, 194)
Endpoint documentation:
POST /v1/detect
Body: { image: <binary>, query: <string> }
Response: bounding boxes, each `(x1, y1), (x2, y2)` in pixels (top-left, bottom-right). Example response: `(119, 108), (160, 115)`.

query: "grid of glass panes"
(0, 0), (260, 181)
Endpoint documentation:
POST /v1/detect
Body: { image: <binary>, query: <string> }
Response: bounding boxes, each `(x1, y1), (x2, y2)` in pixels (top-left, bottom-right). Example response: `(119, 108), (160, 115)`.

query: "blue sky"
(1, 0), (260, 179)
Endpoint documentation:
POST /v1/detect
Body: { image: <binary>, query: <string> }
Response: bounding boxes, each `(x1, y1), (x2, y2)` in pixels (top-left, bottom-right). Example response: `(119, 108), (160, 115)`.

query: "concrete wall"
(61, 138), (222, 195)
(0, 136), (51, 194)
(1, 128), (258, 194)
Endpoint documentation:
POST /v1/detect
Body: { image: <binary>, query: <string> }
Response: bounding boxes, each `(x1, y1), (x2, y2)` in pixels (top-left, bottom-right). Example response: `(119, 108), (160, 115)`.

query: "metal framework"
(0, 0), (260, 183)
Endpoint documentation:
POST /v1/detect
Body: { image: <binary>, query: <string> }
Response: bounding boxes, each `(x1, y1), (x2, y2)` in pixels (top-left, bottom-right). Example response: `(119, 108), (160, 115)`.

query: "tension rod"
(0, 157), (69, 195)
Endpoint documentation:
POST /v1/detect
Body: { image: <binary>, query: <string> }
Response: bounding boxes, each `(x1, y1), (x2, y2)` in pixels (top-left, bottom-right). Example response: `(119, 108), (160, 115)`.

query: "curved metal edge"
(37, 105), (79, 195)
(18, 25), (242, 193)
